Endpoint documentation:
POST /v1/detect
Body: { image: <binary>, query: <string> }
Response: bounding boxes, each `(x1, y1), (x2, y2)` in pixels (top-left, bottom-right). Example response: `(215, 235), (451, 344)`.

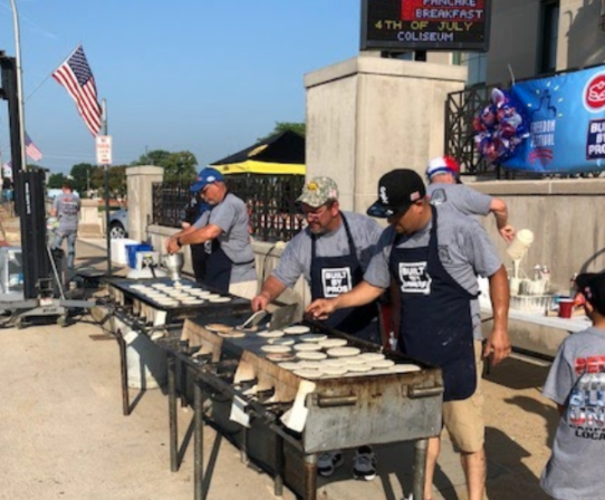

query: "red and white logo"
(584, 73), (605, 112)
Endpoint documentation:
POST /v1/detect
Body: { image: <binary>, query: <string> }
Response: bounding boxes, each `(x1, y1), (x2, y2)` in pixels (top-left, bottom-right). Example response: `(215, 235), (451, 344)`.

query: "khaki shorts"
(441, 340), (485, 453)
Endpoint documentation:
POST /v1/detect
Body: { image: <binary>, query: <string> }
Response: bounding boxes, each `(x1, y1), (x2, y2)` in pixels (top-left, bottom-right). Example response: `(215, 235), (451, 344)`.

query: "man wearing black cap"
(166, 167), (257, 298)
(540, 272), (605, 500)
(308, 169), (510, 500)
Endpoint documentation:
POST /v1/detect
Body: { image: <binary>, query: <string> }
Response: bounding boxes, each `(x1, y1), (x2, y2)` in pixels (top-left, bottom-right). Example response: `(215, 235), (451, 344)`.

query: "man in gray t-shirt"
(166, 168), (256, 298)
(540, 272), (605, 500)
(426, 155), (515, 243)
(50, 182), (81, 270)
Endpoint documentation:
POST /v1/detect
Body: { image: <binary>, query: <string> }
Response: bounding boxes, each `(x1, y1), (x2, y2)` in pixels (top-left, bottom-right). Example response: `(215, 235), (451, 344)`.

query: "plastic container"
(126, 243), (153, 269)
(507, 229), (535, 261)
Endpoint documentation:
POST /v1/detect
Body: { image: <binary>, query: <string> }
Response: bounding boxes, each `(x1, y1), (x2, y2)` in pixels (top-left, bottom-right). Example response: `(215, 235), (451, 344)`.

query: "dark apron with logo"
(389, 206), (476, 401)
(310, 214), (379, 343)
(204, 238), (232, 294)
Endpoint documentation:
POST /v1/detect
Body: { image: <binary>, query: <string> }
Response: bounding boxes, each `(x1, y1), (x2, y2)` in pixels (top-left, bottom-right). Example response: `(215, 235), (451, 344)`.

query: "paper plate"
(299, 333), (328, 343)
(296, 351), (328, 361)
(293, 369), (322, 380)
(283, 325), (311, 335)
(318, 338), (348, 349)
(261, 344), (291, 353)
(293, 343), (322, 352)
(326, 347), (361, 358)
(267, 337), (295, 346)
(257, 330), (284, 338)
(209, 297), (231, 303)
(357, 352), (385, 362)
(392, 364), (422, 374)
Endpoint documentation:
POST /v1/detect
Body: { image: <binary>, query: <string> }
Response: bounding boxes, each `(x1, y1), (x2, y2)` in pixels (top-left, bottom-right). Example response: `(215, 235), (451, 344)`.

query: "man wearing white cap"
(426, 156), (515, 243)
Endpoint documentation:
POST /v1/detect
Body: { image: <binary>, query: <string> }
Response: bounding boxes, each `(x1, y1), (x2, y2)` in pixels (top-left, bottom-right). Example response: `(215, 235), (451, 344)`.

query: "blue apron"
(310, 214), (379, 343)
(389, 206), (476, 401)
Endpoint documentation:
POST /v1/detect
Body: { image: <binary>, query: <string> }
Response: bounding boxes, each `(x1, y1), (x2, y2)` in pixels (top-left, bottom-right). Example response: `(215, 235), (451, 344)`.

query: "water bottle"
(388, 331), (398, 352)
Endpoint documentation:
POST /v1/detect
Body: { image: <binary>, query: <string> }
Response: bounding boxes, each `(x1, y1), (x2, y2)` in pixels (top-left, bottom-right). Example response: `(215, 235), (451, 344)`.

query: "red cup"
(558, 299), (574, 319)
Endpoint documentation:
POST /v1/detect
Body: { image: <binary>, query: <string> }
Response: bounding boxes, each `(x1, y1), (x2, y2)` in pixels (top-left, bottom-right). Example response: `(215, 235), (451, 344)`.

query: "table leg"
(413, 438), (428, 500)
(303, 453), (317, 500)
(168, 354), (178, 472)
(180, 358), (188, 407)
(240, 427), (249, 464)
(117, 329), (130, 416)
(274, 433), (284, 497)
(194, 379), (204, 500)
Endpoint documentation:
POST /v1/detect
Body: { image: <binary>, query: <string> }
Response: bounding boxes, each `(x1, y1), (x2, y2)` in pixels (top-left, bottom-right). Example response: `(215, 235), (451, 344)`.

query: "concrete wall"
(304, 57), (467, 212)
(126, 166), (163, 243)
(471, 178), (605, 290)
(486, 0), (605, 85)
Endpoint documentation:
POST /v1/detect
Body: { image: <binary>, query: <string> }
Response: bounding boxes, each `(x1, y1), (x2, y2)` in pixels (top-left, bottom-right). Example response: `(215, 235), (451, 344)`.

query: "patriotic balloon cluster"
(473, 88), (529, 163)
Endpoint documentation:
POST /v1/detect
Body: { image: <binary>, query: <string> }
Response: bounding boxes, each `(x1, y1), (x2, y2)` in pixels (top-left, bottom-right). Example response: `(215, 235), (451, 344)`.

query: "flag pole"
(102, 98), (112, 278)
(8, 0), (27, 173)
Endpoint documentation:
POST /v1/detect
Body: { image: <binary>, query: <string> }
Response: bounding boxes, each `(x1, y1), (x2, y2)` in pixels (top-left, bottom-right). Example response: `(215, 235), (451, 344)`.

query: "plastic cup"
(558, 298), (574, 319)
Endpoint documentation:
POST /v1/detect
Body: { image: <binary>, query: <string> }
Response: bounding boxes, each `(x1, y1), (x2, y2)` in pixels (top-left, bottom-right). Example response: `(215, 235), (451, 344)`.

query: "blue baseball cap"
(190, 168), (224, 193)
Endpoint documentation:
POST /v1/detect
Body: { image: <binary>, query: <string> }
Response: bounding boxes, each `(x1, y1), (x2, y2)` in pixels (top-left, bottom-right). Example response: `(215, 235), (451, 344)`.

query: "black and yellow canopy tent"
(209, 130), (305, 175)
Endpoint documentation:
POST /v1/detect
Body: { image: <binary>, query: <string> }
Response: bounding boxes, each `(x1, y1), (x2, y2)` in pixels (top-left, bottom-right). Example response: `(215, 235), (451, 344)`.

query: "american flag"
(52, 44), (102, 137)
(25, 132), (43, 161)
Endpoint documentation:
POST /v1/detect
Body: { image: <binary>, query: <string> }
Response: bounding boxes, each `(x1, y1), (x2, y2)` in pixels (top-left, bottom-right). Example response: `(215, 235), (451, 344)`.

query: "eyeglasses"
(303, 204), (330, 220)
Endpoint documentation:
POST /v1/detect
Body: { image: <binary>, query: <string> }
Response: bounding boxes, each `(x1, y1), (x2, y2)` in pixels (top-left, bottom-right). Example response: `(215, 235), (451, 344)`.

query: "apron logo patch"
(429, 188), (447, 206)
(321, 267), (352, 298)
(398, 261), (432, 294)
(204, 240), (213, 254)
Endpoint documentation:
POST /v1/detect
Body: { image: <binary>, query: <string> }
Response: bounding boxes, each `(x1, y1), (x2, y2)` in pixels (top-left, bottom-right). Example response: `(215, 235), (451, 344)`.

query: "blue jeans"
(53, 231), (77, 269)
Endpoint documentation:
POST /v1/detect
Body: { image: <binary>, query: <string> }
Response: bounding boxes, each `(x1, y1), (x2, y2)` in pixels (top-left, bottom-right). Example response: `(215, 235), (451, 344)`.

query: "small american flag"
(25, 132), (43, 161)
(52, 44), (102, 137)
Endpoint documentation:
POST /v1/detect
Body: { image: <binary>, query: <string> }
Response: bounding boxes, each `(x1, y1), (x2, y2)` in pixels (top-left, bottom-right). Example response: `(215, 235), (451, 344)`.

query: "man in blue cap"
(166, 167), (257, 298)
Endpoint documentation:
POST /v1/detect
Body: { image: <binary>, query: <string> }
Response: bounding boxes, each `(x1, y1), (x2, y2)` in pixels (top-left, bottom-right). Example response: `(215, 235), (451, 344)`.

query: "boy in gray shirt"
(50, 182), (81, 270)
(541, 272), (605, 500)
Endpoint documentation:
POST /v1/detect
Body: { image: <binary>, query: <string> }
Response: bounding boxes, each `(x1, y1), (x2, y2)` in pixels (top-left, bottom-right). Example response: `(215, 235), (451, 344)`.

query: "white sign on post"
(96, 135), (112, 165)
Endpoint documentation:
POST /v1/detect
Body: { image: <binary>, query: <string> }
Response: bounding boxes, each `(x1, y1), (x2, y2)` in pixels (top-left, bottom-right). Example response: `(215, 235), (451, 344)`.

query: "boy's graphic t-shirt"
(541, 326), (605, 500)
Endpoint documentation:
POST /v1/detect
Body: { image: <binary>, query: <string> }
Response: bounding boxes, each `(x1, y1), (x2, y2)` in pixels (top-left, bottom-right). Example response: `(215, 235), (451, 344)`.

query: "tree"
(132, 149), (197, 184)
(91, 165), (127, 200)
(257, 122), (305, 142)
(70, 163), (96, 196)
(48, 172), (68, 189)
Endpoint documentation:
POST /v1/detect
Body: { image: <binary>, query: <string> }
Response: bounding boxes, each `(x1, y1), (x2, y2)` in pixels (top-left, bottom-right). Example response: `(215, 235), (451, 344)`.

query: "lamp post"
(8, 0), (27, 173)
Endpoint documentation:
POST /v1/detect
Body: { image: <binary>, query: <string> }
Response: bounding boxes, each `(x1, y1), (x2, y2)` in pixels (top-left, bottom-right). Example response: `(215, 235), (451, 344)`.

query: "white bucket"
(123, 330), (167, 389)
(507, 229), (534, 261)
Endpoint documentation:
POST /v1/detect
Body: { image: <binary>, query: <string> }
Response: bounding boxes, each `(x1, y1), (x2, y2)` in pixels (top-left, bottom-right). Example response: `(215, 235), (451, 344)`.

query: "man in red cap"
(426, 155), (515, 243)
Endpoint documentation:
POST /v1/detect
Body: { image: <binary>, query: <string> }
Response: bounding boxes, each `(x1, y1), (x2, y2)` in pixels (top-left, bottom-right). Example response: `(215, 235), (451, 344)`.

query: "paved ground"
(0, 207), (559, 500)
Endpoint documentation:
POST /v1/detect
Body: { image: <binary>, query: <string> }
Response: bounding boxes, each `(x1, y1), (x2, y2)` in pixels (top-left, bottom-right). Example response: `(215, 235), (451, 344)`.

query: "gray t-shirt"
(427, 183), (492, 217)
(272, 211), (383, 288)
(52, 192), (81, 232)
(364, 206), (502, 340)
(540, 326), (605, 500)
(194, 193), (256, 283)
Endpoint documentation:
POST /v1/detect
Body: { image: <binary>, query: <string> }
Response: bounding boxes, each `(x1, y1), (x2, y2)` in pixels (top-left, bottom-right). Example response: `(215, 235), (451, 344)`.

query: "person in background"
(308, 169), (511, 500)
(180, 194), (210, 283)
(540, 271), (605, 500)
(50, 181), (81, 277)
(166, 168), (257, 299)
(426, 155), (515, 243)
(251, 176), (383, 480)
(2, 176), (13, 210)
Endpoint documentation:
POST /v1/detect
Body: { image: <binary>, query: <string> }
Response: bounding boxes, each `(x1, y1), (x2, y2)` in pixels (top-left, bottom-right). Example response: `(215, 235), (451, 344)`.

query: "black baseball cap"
(576, 272), (605, 316)
(366, 169), (427, 218)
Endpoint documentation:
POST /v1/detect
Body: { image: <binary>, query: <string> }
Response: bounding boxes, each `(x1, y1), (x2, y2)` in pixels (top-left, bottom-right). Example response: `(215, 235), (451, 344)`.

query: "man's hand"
(251, 293), (270, 312)
(499, 224), (516, 244)
(483, 325), (511, 366)
(306, 298), (338, 320)
(166, 237), (180, 254)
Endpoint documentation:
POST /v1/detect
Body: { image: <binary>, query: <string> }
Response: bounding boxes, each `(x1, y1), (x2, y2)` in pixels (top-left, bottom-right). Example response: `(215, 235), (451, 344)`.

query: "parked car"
(109, 208), (129, 238)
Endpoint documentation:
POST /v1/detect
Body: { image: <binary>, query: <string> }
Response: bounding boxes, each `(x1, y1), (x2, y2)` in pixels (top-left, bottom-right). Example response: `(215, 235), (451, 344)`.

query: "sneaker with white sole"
(353, 445), (377, 481)
(317, 451), (344, 477)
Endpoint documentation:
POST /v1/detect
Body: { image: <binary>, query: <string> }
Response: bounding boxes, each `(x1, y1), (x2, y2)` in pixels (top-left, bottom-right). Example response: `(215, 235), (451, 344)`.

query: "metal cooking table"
(156, 316), (444, 500)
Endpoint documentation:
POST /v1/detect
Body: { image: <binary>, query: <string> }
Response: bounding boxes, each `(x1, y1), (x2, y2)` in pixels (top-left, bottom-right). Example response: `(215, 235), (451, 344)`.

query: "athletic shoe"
(317, 451), (344, 477)
(353, 445), (377, 481)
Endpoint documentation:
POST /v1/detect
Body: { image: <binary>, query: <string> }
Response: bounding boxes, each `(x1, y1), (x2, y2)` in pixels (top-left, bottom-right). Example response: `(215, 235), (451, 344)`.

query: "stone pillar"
(304, 57), (467, 212)
(78, 199), (103, 238)
(126, 166), (164, 243)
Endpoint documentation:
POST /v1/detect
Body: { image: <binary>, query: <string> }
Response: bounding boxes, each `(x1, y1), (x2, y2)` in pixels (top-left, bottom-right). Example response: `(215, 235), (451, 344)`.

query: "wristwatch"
(176, 237), (182, 248)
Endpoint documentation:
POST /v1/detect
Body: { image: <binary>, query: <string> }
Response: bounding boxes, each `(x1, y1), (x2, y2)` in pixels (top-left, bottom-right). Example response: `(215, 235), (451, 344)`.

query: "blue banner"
(502, 65), (605, 173)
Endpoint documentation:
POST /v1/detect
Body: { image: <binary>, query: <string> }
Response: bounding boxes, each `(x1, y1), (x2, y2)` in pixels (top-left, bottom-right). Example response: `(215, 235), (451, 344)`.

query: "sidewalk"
(0, 229), (558, 500)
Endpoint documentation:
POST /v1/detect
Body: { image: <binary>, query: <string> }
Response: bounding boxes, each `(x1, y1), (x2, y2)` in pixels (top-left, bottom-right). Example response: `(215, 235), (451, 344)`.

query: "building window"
(460, 52), (487, 87)
(540, 0), (560, 74)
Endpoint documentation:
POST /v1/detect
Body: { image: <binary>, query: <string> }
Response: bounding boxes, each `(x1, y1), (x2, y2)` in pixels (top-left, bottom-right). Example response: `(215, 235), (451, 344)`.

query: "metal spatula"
(236, 310), (268, 330)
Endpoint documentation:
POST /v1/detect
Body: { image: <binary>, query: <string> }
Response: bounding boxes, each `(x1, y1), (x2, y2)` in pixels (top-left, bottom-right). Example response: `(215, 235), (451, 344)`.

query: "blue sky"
(0, 0), (361, 174)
